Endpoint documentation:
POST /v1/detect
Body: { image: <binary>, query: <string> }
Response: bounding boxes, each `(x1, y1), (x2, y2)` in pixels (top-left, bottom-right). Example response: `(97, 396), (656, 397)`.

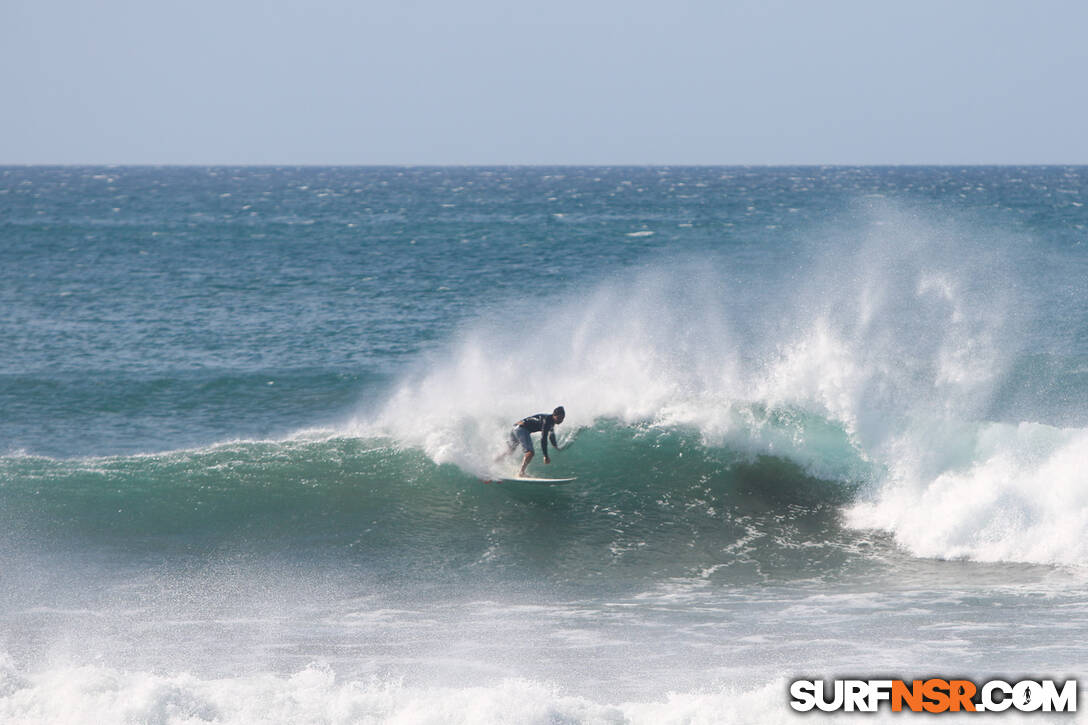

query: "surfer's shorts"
(510, 425), (533, 453)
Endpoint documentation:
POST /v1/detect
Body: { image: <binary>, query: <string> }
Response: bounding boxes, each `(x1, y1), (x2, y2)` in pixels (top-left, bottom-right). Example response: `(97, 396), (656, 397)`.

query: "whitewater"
(1, 166), (1086, 723)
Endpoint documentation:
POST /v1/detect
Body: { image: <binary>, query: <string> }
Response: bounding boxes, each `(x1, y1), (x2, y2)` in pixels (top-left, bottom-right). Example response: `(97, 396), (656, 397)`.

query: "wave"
(4, 418), (1082, 574)
(0, 424), (867, 588)
(338, 200), (1086, 567)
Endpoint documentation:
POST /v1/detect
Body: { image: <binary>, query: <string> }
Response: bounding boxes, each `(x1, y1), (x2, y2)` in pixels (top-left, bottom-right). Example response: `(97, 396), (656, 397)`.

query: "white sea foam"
(5, 657), (1075, 724)
(0, 652), (791, 725)
(848, 423), (1088, 565)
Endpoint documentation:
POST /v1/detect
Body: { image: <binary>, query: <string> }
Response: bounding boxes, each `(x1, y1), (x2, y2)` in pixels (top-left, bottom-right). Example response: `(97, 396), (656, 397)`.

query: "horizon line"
(4, 162), (1088, 169)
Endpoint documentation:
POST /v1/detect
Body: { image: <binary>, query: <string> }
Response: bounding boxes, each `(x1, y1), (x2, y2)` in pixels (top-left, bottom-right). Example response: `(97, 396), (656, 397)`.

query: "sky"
(2, 0), (1087, 165)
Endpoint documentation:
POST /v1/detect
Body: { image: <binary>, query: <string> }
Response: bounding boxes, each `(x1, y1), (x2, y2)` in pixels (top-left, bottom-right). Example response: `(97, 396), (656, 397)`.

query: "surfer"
(499, 406), (566, 476)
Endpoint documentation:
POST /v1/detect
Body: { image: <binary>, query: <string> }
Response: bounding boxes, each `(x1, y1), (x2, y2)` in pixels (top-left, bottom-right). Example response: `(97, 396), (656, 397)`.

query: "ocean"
(1, 166), (1086, 723)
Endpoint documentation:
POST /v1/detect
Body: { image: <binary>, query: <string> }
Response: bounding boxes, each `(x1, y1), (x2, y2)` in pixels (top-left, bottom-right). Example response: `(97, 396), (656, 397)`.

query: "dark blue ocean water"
(1, 167), (1087, 722)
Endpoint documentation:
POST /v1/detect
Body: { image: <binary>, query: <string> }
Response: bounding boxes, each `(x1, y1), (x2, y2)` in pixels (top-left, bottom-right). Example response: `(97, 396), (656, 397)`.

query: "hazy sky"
(3, 0), (1087, 165)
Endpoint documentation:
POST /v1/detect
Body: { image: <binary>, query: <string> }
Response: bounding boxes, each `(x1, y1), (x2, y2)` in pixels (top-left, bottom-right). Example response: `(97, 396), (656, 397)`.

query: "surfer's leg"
(511, 426), (534, 475)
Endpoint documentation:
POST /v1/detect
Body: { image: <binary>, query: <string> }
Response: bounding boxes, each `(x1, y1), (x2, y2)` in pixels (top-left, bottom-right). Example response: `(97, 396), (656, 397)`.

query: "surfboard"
(483, 476), (577, 484)
(505, 476), (576, 484)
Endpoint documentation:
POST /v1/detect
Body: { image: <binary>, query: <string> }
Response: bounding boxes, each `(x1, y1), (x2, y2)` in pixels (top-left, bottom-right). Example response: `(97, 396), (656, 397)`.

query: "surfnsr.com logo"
(789, 679), (1078, 713)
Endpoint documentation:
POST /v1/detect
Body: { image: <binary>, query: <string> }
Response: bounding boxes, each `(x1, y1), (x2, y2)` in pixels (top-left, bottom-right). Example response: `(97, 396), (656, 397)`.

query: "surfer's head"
(553, 406), (565, 423)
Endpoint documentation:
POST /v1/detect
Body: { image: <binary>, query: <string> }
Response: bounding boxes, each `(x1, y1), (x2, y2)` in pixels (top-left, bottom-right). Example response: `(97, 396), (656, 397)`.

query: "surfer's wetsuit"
(510, 413), (559, 456)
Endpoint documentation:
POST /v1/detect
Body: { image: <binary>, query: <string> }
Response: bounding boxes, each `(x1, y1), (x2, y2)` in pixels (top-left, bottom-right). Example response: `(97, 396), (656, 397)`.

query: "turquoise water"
(2, 167), (1087, 722)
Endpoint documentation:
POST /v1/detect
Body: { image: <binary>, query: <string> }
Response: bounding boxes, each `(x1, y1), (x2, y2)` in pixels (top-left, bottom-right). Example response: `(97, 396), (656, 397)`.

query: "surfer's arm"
(541, 426), (557, 460)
